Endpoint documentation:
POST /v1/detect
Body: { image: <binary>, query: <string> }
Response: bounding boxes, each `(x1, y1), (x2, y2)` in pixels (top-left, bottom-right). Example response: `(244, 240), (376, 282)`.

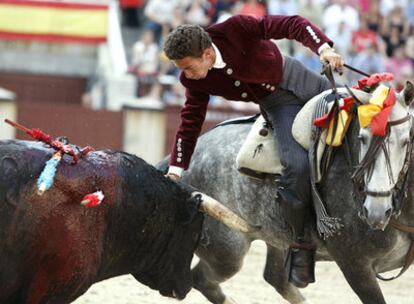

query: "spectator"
(379, 0), (407, 17)
(346, 45), (362, 84)
(268, 0), (298, 16)
(353, 43), (385, 76)
(351, 17), (379, 53)
(298, 0), (324, 26)
(294, 47), (321, 72)
(129, 29), (160, 97)
(322, 0), (359, 33)
(326, 21), (352, 57)
(355, 0), (370, 13)
(234, 0), (267, 19)
(385, 46), (414, 89)
(120, 0), (145, 27)
(406, 27), (414, 65)
(406, 0), (414, 26)
(381, 5), (410, 39)
(382, 26), (406, 58)
(216, 10), (233, 23)
(208, 0), (237, 23)
(184, 0), (211, 26)
(365, 0), (383, 33)
(143, 0), (181, 43)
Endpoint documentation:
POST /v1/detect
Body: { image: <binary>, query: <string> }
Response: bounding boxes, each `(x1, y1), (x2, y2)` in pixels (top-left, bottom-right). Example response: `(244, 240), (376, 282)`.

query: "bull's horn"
(193, 192), (257, 233)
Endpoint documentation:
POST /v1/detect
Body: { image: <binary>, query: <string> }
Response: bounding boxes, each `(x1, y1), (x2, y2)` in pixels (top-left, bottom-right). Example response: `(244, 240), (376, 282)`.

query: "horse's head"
(354, 81), (414, 230)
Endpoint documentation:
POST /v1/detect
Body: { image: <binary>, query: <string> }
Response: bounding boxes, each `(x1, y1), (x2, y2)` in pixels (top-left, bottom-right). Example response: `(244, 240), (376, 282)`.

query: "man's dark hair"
(163, 24), (212, 60)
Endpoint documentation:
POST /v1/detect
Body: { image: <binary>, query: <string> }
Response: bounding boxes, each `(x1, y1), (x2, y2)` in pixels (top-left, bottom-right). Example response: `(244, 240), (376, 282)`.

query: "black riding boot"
(286, 238), (316, 288)
(278, 190), (316, 288)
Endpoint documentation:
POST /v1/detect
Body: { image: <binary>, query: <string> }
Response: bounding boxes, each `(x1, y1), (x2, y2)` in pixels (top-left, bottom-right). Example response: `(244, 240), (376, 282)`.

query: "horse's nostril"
(385, 208), (393, 218)
(358, 206), (369, 220)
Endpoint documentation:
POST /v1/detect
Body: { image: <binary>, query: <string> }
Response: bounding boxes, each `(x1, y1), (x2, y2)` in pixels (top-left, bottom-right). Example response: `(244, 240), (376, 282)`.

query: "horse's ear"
(403, 81), (414, 106)
(349, 88), (372, 104)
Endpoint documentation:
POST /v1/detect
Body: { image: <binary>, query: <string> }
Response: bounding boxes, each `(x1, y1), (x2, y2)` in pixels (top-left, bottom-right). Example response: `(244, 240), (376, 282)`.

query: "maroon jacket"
(170, 15), (333, 170)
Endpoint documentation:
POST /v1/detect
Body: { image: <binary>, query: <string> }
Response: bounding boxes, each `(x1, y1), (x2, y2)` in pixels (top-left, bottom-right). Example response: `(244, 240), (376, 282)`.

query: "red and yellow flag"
(0, 0), (108, 44)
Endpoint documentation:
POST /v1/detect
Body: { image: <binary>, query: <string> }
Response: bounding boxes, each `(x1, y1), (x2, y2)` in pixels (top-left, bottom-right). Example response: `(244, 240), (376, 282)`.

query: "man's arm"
(223, 15), (344, 71)
(166, 83), (210, 180)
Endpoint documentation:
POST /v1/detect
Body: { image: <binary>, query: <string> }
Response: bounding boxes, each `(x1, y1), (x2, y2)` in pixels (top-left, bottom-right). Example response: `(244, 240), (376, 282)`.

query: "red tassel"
(313, 96), (355, 128)
(356, 73), (395, 90)
(371, 87), (396, 136)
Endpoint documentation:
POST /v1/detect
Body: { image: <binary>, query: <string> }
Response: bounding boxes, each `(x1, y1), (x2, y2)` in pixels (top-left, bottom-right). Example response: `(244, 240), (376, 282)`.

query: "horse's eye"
(358, 134), (366, 144)
(402, 138), (410, 148)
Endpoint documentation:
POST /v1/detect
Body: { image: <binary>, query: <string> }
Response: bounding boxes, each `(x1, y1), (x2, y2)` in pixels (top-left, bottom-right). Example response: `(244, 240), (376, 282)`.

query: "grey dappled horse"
(158, 82), (414, 304)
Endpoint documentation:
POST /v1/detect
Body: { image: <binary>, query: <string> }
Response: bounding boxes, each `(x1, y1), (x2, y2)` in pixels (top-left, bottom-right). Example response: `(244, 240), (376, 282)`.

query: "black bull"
(0, 140), (205, 303)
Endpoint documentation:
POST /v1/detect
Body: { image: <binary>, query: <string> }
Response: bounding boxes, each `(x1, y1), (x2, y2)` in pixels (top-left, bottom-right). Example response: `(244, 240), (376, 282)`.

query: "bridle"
(353, 113), (414, 201)
(322, 63), (414, 281)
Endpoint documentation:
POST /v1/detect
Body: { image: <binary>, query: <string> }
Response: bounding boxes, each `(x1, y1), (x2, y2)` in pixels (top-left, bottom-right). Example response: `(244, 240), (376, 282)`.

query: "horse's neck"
(403, 157), (414, 222)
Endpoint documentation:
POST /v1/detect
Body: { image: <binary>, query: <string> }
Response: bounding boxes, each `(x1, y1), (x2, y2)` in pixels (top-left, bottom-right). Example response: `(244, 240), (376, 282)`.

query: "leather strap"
(376, 218), (414, 281)
(390, 218), (414, 234)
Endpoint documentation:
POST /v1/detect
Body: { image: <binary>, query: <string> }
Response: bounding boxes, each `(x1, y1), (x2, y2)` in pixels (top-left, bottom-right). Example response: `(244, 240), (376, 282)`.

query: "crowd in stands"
(122, 0), (414, 108)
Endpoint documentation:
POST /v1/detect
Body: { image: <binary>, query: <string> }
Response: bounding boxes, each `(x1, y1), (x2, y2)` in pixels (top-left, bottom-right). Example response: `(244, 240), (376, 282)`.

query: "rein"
(376, 218), (414, 281)
(376, 121), (414, 281)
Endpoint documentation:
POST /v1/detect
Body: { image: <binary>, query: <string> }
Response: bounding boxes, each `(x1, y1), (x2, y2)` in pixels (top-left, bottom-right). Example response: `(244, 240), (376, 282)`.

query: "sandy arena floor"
(74, 240), (414, 304)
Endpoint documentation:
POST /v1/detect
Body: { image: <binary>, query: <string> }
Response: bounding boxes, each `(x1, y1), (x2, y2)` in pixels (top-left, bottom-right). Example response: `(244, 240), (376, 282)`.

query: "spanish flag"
(0, 0), (108, 44)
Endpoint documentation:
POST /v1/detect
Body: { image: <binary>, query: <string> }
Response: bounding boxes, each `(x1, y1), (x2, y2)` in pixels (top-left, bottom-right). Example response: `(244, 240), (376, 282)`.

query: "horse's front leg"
(329, 249), (386, 304)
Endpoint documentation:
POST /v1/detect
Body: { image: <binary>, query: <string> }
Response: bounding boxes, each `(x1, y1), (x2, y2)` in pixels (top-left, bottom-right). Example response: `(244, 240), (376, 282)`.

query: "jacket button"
(270, 86), (275, 91)
(177, 147), (182, 152)
(241, 92), (248, 98)
(234, 80), (241, 86)
(226, 68), (233, 75)
(177, 158), (182, 163)
(266, 84), (270, 89)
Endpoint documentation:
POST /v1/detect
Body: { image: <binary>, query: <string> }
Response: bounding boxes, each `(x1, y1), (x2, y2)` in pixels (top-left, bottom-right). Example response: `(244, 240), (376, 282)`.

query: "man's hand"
(165, 173), (181, 182)
(319, 48), (344, 74)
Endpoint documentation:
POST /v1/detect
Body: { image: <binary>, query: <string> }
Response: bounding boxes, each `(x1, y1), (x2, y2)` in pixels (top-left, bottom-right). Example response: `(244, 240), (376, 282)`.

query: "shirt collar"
(211, 43), (226, 69)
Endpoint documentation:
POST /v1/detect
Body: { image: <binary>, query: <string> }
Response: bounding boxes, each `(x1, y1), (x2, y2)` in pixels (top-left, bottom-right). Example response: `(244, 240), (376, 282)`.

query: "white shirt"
(211, 43), (226, 69)
(322, 4), (359, 33)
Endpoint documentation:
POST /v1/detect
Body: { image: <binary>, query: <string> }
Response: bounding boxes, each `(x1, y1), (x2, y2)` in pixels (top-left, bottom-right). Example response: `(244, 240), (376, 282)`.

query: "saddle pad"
(236, 91), (332, 178)
(236, 115), (283, 176)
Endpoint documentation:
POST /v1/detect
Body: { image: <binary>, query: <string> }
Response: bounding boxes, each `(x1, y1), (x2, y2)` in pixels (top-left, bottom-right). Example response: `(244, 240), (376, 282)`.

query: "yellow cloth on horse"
(326, 109), (352, 146)
(358, 85), (390, 128)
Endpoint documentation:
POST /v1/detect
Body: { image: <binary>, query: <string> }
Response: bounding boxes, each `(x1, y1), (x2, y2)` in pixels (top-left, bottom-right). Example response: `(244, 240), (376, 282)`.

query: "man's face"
(173, 49), (213, 80)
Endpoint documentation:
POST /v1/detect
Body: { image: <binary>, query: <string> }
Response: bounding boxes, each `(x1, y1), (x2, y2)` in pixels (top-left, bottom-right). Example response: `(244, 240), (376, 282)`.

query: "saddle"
(236, 89), (352, 180)
(236, 93), (327, 180)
